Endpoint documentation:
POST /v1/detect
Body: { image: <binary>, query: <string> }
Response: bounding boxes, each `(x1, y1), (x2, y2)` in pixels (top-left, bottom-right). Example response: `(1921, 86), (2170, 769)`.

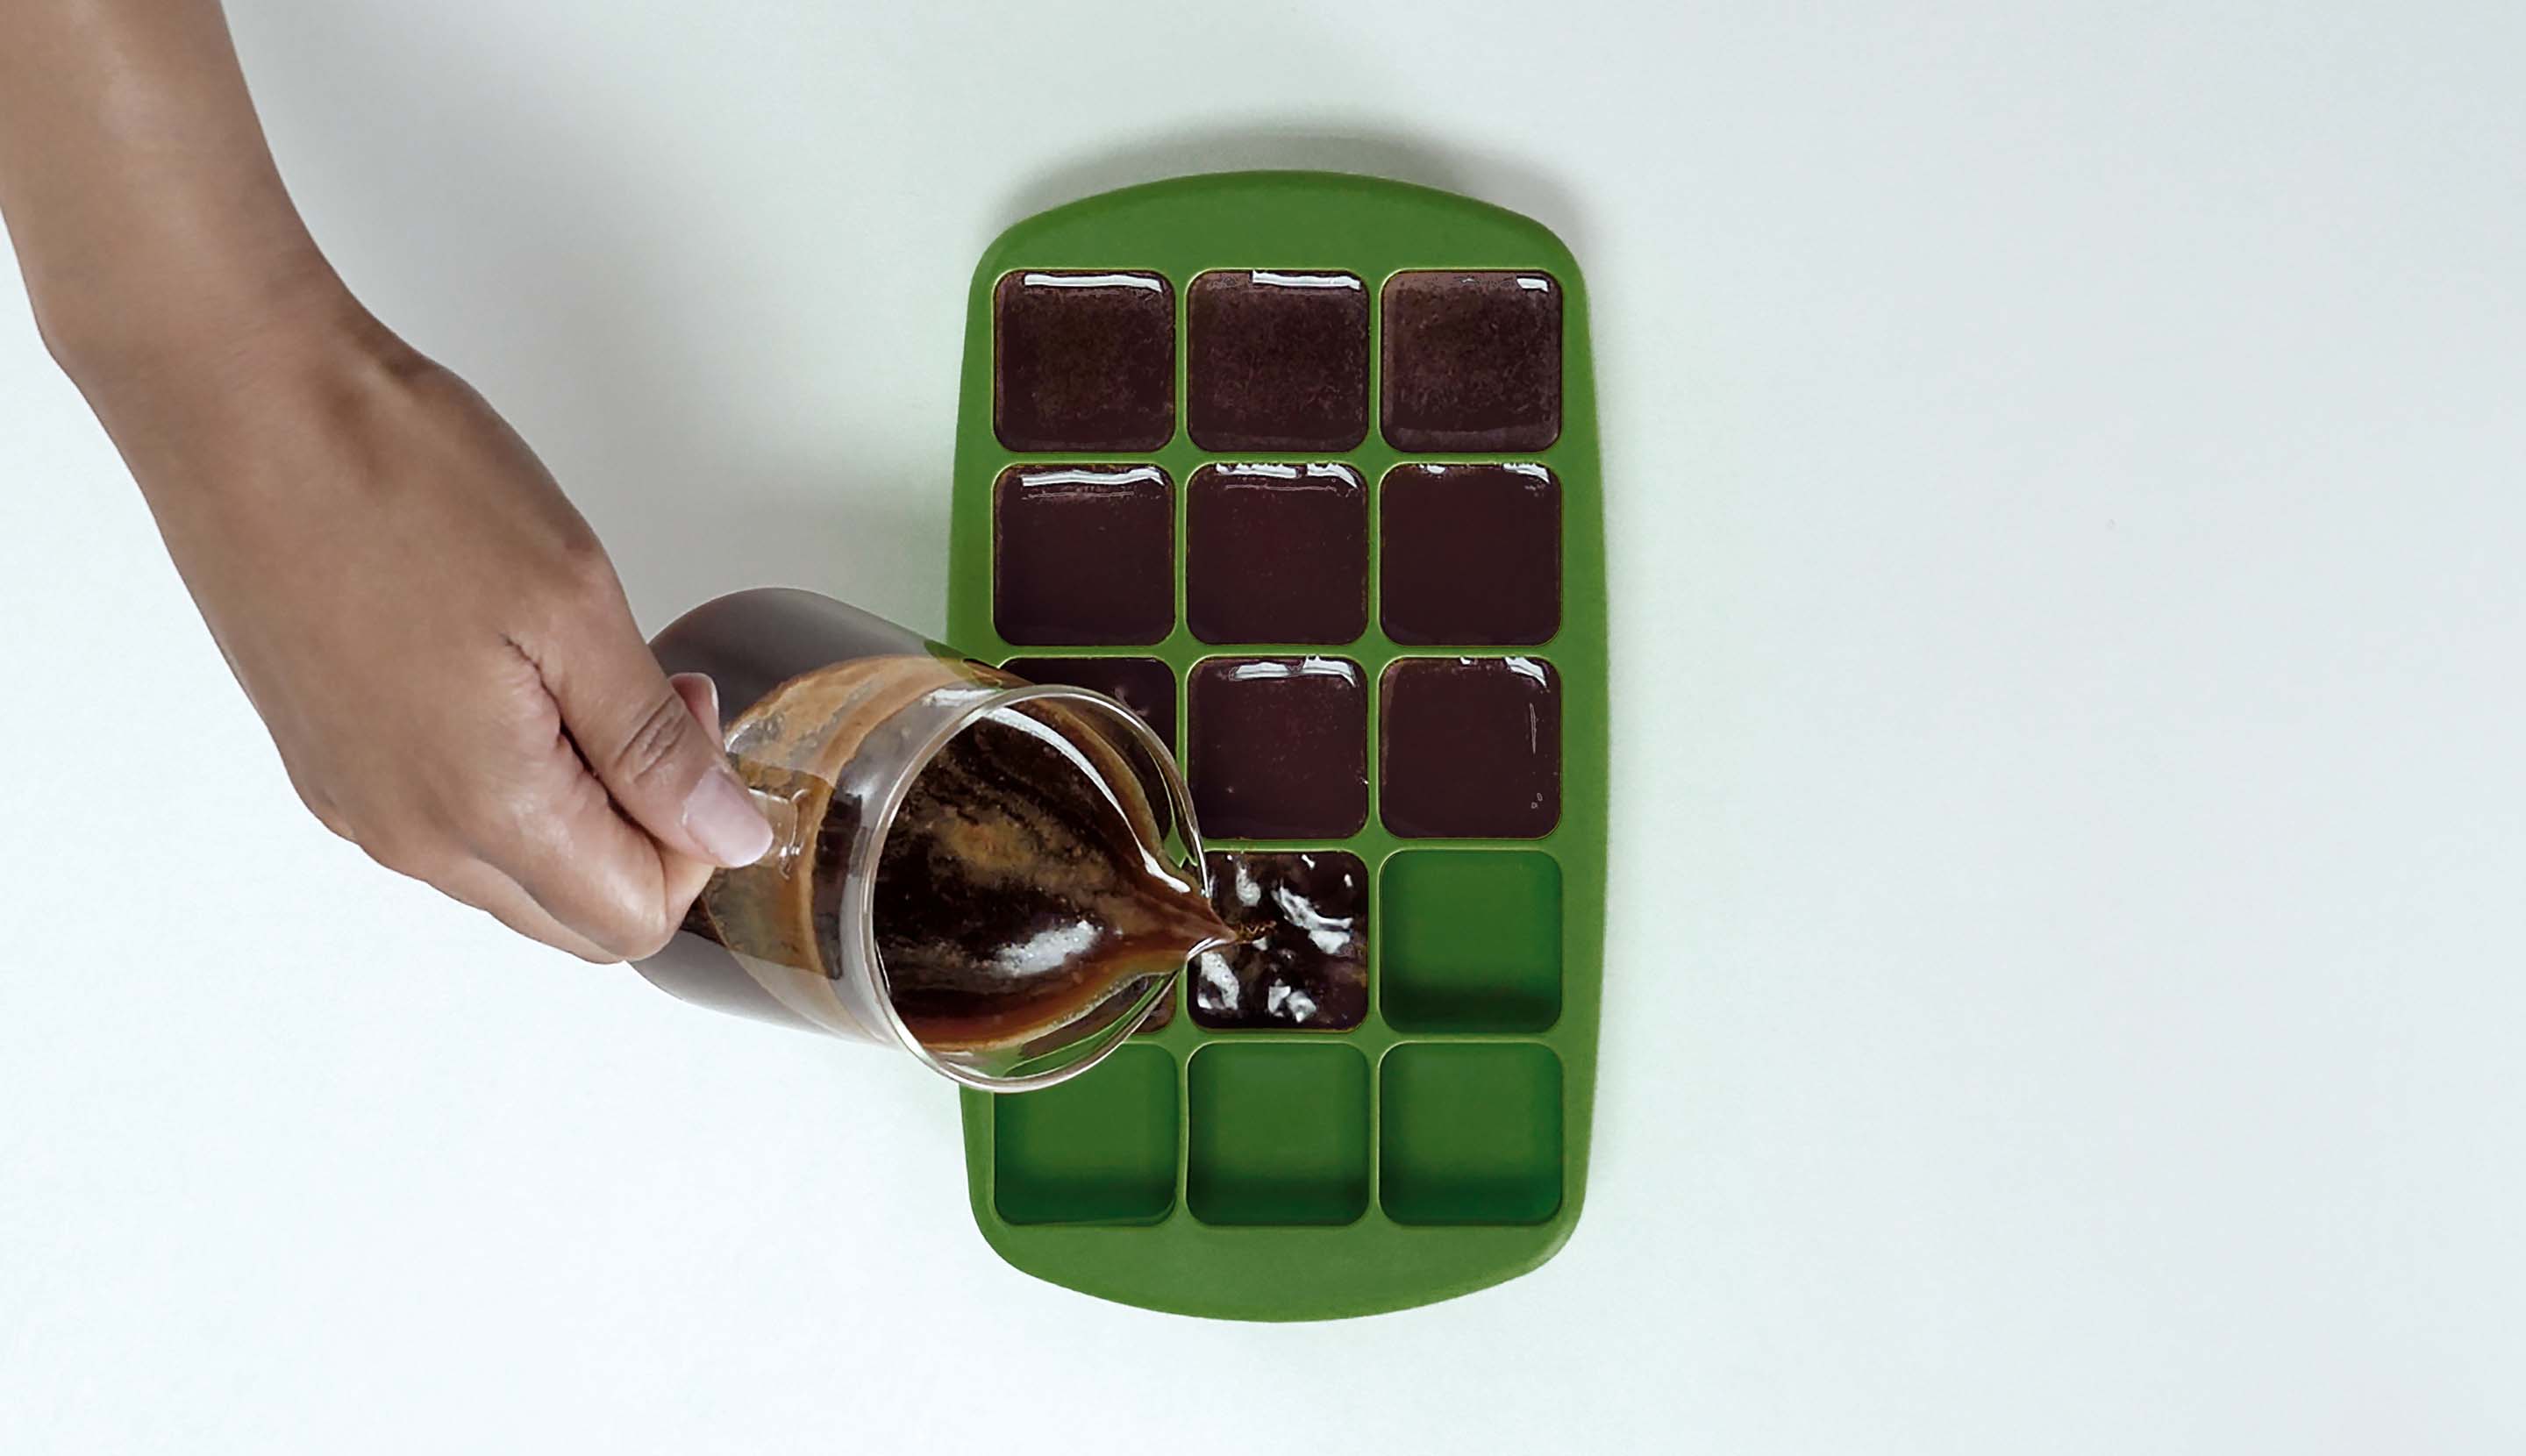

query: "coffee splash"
(872, 703), (1233, 1052)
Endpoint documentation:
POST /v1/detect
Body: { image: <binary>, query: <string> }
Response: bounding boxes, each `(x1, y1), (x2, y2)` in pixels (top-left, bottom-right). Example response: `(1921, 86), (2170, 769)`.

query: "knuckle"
(588, 900), (675, 963)
(508, 532), (618, 645)
(553, 526), (618, 598)
(298, 793), (356, 844)
(482, 903), (609, 963)
(281, 766), (355, 842)
(358, 832), (442, 882)
(610, 692), (703, 794)
(617, 915), (677, 962)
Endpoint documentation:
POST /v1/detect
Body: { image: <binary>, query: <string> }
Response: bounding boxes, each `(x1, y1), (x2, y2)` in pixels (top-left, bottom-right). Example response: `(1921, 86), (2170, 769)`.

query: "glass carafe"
(636, 588), (1207, 1090)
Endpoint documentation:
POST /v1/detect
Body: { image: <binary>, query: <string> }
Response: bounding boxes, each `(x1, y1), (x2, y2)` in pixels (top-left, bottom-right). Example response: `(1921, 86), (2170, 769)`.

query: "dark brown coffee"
(1188, 657), (1368, 840)
(1381, 270), (1563, 452)
(1380, 656), (1562, 839)
(872, 705), (1231, 1051)
(994, 465), (1176, 646)
(1187, 269), (1369, 451)
(1192, 850), (1368, 1031)
(1186, 463), (1367, 646)
(1381, 463), (1561, 646)
(993, 270), (1175, 451)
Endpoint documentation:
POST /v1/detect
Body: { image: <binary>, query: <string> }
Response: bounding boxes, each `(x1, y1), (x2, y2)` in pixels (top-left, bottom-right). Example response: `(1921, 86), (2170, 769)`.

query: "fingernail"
(682, 766), (774, 867)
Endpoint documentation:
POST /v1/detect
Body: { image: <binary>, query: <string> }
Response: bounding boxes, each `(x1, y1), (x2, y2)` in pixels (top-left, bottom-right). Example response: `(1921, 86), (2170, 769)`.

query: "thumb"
(539, 612), (772, 869)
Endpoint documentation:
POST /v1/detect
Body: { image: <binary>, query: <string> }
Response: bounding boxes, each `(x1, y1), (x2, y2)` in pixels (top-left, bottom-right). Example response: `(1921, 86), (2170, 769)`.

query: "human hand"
(1, 0), (769, 960)
(83, 301), (772, 961)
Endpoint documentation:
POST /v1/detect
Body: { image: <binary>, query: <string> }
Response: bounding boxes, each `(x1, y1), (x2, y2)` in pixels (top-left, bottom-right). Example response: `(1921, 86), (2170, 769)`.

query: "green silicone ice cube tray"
(945, 171), (1604, 1320)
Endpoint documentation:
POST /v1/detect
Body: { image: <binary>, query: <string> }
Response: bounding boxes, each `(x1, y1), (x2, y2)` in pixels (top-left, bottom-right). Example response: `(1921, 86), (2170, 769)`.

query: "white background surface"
(4, 2), (2522, 1451)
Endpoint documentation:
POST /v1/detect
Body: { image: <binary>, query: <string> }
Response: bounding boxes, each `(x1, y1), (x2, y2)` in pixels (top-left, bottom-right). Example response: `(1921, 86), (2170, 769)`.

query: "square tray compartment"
(994, 270), (1174, 451)
(1379, 656), (1563, 839)
(1187, 269), (1370, 452)
(1381, 463), (1562, 646)
(1188, 656), (1369, 839)
(1381, 850), (1562, 1032)
(1188, 1043), (1373, 1225)
(993, 465), (1175, 646)
(1381, 1044), (1565, 1225)
(1187, 463), (1369, 646)
(1193, 849), (1370, 1031)
(1380, 270), (1563, 452)
(994, 1045), (1179, 1225)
